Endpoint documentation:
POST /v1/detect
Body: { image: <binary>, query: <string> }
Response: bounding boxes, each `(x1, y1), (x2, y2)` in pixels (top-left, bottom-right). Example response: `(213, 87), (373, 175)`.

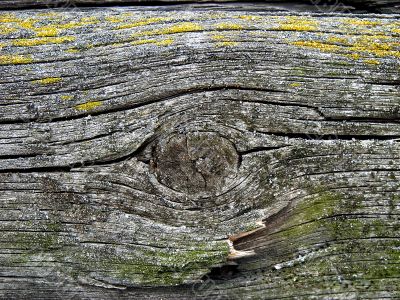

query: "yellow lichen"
(131, 39), (158, 46)
(75, 101), (102, 111)
(215, 23), (244, 30)
(291, 29), (400, 63)
(156, 39), (174, 46)
(291, 41), (340, 52)
(32, 77), (62, 85)
(290, 82), (301, 88)
(131, 38), (174, 46)
(117, 17), (168, 30)
(105, 16), (127, 23)
(364, 34), (391, 41)
(206, 13), (227, 20)
(364, 59), (380, 65)
(210, 34), (238, 46)
(158, 22), (203, 34)
(57, 18), (99, 30)
(66, 48), (79, 53)
(277, 17), (318, 32)
(35, 26), (59, 37)
(211, 34), (226, 40)
(327, 36), (349, 44)
(349, 39), (400, 58)
(12, 36), (75, 47)
(61, 95), (74, 101)
(0, 13), (21, 23)
(18, 19), (37, 30)
(131, 22), (203, 38)
(278, 24), (317, 31)
(237, 15), (262, 21)
(81, 16), (98, 23)
(0, 24), (17, 35)
(345, 53), (362, 60)
(0, 55), (33, 65)
(216, 41), (238, 47)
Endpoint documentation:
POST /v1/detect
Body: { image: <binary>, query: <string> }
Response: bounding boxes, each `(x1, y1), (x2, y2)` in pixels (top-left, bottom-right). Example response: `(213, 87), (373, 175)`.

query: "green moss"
(61, 240), (229, 286)
(10, 232), (60, 250)
(47, 222), (62, 232)
(285, 192), (341, 227)
(243, 222), (263, 232)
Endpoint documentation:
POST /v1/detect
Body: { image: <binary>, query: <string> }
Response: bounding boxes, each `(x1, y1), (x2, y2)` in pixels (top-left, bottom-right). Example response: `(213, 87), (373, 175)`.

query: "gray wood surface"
(0, 0), (399, 13)
(0, 6), (399, 300)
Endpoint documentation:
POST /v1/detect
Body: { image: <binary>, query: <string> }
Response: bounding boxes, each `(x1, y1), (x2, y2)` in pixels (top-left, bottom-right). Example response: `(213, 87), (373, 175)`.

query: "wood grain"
(0, 7), (399, 300)
(0, 0), (399, 14)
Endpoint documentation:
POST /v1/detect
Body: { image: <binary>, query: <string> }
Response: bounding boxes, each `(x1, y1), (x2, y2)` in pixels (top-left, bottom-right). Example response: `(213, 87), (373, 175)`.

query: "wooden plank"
(0, 7), (399, 299)
(0, 0), (399, 13)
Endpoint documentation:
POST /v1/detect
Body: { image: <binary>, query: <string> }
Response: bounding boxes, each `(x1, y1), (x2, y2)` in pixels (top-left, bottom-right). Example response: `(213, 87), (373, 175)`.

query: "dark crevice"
(0, 135), (156, 173)
(0, 166), (72, 174)
(324, 116), (400, 124)
(365, 80), (400, 86)
(202, 263), (240, 281)
(238, 146), (289, 156)
(237, 146), (288, 167)
(255, 130), (400, 141)
(0, 86), (286, 125)
(1, 129), (398, 173)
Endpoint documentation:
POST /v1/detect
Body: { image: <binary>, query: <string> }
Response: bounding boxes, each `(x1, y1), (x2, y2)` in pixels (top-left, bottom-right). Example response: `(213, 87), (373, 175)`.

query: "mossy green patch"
(110, 247), (228, 285)
(66, 240), (229, 286)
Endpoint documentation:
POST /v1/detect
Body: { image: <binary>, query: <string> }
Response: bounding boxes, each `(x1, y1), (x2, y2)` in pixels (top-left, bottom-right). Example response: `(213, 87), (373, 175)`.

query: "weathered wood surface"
(0, 0), (400, 13)
(0, 6), (399, 300)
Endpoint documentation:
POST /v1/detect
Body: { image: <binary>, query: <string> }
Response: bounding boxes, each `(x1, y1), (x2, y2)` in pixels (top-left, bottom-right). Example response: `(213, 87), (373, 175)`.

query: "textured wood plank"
(0, 7), (399, 300)
(0, 0), (399, 14)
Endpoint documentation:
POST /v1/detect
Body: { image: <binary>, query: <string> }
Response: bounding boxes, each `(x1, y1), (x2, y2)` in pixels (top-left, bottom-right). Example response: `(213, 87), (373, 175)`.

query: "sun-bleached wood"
(0, 6), (399, 300)
(0, 0), (399, 13)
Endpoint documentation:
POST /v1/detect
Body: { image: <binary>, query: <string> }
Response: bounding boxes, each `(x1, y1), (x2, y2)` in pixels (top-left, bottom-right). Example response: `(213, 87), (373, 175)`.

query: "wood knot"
(153, 132), (239, 195)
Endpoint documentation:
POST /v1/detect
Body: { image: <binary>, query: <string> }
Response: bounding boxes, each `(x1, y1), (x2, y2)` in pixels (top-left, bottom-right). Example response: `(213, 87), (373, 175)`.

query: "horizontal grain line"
(255, 130), (400, 140)
(0, 86), (286, 125)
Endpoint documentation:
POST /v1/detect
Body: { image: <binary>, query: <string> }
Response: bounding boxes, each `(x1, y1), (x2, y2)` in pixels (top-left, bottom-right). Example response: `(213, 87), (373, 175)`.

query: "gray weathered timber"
(1, 0), (400, 14)
(0, 0), (400, 14)
(0, 7), (399, 300)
